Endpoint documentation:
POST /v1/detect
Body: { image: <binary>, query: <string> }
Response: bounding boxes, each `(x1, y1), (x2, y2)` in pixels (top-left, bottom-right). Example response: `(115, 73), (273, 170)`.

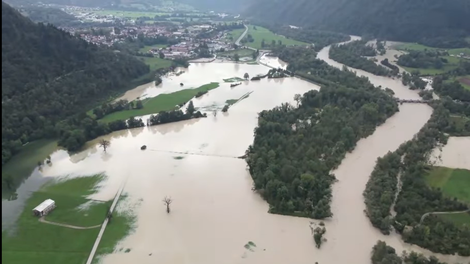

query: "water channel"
(2, 43), (469, 264)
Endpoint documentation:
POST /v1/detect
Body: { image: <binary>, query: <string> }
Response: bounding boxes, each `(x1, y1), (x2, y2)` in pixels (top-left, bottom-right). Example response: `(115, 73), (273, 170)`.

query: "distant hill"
(1, 1), (149, 164)
(176, 0), (246, 12)
(245, 0), (470, 47)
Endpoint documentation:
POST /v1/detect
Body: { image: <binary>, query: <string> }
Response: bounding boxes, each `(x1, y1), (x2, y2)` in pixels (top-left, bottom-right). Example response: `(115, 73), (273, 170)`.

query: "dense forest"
(364, 100), (470, 256)
(2, 2), (149, 165)
(329, 40), (392, 76)
(245, 46), (398, 218)
(371, 241), (450, 264)
(244, 0), (470, 48)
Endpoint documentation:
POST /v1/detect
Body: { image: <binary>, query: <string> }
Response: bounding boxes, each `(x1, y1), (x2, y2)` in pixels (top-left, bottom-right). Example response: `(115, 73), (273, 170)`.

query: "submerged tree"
(244, 72), (250, 80)
(163, 196), (173, 213)
(99, 139), (111, 152)
(313, 227), (327, 249)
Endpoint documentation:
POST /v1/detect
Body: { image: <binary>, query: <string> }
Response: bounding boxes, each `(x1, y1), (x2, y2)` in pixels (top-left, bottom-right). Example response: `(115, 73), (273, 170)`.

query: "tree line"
(371, 241), (450, 264)
(329, 40), (393, 76)
(245, 45), (398, 219)
(397, 50), (450, 70)
(364, 100), (470, 256)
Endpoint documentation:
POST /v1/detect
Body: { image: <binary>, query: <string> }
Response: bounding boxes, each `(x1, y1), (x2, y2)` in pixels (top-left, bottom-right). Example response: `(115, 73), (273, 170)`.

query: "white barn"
(33, 199), (56, 217)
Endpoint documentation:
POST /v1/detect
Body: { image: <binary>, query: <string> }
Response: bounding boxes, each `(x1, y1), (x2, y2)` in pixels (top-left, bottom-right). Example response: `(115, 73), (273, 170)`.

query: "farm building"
(32, 199), (56, 217)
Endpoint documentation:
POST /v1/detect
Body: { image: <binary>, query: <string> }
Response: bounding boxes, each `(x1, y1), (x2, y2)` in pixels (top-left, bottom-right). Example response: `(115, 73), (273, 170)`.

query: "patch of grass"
(2, 140), (58, 196)
(223, 77), (244, 83)
(226, 91), (252, 106)
(226, 28), (245, 42)
(402, 56), (462, 76)
(173, 156), (185, 160)
(139, 44), (168, 53)
(242, 25), (307, 50)
(439, 212), (470, 228)
(218, 48), (253, 57)
(99, 82), (219, 123)
(425, 167), (470, 204)
(447, 48), (470, 56)
(95, 210), (135, 256)
(448, 75), (470, 90)
(1, 175), (112, 264)
(136, 56), (172, 71)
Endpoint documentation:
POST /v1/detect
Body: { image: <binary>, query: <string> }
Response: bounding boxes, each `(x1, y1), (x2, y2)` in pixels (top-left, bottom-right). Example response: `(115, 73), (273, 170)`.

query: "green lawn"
(425, 167), (470, 204)
(136, 56), (172, 71)
(394, 42), (470, 57)
(402, 56), (462, 76)
(242, 25), (308, 49)
(226, 28), (246, 42)
(439, 212), (470, 228)
(218, 48), (254, 58)
(2, 140), (58, 197)
(139, 44), (168, 53)
(99, 82), (219, 123)
(1, 175), (130, 264)
(451, 75), (470, 90)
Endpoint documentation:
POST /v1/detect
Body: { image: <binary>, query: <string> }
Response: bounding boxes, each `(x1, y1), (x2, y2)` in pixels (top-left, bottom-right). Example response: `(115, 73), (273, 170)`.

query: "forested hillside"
(1, 2), (149, 165)
(245, 0), (470, 47)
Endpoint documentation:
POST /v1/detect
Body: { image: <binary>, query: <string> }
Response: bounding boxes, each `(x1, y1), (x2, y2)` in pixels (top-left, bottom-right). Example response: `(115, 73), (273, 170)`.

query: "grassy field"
(439, 212), (470, 228)
(451, 75), (470, 90)
(99, 82), (219, 123)
(402, 56), (462, 76)
(425, 167), (470, 204)
(1, 175), (129, 264)
(218, 48), (253, 58)
(242, 25), (307, 49)
(425, 167), (470, 227)
(226, 28), (246, 42)
(139, 44), (168, 53)
(136, 56), (172, 71)
(394, 42), (470, 57)
(2, 140), (58, 196)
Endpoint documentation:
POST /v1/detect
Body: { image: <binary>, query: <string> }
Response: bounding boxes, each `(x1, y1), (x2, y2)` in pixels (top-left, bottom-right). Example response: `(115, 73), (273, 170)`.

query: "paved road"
(235, 24), (249, 46)
(39, 217), (101, 230)
(419, 209), (470, 225)
(85, 182), (126, 264)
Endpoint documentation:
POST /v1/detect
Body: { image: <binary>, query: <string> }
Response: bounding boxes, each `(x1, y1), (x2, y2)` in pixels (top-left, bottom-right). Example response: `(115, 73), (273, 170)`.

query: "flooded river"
(3, 43), (469, 264)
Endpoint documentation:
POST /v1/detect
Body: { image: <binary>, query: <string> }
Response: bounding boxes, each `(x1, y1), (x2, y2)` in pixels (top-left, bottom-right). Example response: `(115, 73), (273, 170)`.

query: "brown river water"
(3, 44), (469, 264)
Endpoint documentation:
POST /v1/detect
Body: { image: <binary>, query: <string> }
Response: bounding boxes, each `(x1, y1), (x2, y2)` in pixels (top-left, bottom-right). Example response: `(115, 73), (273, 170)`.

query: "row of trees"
(245, 45), (398, 218)
(397, 50), (449, 69)
(329, 41), (392, 76)
(92, 99), (143, 119)
(364, 101), (470, 256)
(371, 241), (449, 264)
(402, 72), (427, 90)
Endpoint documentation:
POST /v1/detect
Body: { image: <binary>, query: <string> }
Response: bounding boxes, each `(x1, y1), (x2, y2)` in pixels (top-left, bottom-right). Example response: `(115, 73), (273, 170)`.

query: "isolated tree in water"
(163, 196), (173, 213)
(244, 73), (250, 80)
(186, 100), (195, 115)
(99, 139), (110, 152)
(234, 53), (240, 62)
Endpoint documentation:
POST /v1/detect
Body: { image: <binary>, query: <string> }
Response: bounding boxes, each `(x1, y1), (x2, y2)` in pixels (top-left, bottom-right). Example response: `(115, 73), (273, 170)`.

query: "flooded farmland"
(3, 45), (469, 264)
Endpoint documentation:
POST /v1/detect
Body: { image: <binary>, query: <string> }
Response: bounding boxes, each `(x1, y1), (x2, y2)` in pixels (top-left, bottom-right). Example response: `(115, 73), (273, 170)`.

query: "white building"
(33, 199), (56, 217)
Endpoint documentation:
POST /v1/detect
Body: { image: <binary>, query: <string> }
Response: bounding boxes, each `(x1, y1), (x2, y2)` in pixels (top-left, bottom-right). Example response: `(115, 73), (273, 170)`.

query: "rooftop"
(33, 199), (55, 212)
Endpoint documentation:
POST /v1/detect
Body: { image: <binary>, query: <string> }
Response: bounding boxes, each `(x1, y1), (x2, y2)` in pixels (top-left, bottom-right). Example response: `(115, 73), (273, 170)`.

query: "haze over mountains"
(245, 0), (470, 45)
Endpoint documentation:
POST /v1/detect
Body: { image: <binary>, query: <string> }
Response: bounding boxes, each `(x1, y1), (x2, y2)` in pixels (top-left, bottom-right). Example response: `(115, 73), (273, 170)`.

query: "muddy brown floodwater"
(3, 42), (469, 264)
